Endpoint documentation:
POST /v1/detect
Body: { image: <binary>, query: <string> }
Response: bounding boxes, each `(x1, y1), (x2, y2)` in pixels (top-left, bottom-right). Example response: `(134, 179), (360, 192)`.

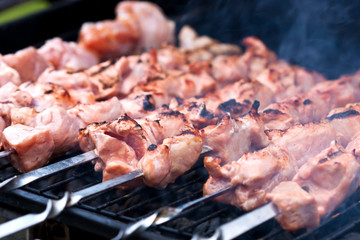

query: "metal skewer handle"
(0, 192), (69, 239)
(112, 186), (234, 240)
(192, 203), (278, 240)
(0, 151), (98, 192)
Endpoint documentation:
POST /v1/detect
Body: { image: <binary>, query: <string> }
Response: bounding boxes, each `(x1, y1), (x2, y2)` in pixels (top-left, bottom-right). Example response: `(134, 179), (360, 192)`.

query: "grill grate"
(2, 153), (360, 239)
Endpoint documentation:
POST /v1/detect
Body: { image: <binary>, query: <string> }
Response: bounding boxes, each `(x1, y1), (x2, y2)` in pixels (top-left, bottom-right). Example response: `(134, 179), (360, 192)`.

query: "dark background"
(1, 0), (360, 79)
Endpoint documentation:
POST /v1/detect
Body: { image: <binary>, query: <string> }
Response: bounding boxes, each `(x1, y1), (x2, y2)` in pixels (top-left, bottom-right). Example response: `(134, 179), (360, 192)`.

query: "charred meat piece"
(142, 129), (202, 188)
(79, 110), (201, 189)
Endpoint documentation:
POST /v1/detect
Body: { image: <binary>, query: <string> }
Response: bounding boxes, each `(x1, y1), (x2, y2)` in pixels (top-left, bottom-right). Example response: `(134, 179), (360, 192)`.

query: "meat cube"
(294, 141), (360, 217)
(267, 181), (319, 231)
(3, 47), (50, 82)
(0, 56), (21, 86)
(3, 124), (54, 172)
(38, 37), (98, 71)
(143, 130), (203, 188)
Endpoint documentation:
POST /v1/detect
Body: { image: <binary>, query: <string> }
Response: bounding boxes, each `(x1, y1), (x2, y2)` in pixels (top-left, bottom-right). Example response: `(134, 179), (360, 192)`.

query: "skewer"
(192, 203), (278, 240)
(0, 192), (69, 239)
(0, 146), (212, 192)
(0, 151), (98, 192)
(0, 149), (14, 158)
(111, 185), (235, 240)
(0, 170), (143, 238)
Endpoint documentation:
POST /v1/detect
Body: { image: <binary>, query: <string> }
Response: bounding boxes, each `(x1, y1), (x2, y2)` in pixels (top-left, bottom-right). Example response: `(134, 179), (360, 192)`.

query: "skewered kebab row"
(200, 70), (360, 167)
(203, 104), (360, 213)
(74, 58), (328, 181)
(2, 97), (124, 172)
(78, 109), (202, 189)
(0, 39), (278, 172)
(76, 64), (331, 189)
(267, 133), (360, 231)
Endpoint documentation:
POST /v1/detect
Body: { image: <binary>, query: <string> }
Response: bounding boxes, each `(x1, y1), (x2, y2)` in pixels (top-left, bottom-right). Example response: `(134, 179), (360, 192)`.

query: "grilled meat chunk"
(2, 124), (54, 172)
(3, 47), (50, 82)
(79, 110), (201, 188)
(19, 81), (75, 111)
(0, 56), (21, 86)
(267, 181), (319, 231)
(38, 37), (99, 71)
(263, 71), (360, 130)
(142, 130), (202, 188)
(79, 1), (174, 60)
(267, 140), (360, 231)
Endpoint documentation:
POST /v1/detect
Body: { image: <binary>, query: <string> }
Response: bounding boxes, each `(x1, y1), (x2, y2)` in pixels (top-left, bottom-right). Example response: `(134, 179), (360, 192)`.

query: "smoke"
(159, 0), (360, 79)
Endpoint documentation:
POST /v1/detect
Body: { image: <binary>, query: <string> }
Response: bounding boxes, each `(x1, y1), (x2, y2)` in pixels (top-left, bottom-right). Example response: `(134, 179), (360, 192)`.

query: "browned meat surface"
(3, 47), (50, 82)
(37, 69), (97, 104)
(115, 1), (175, 53)
(294, 142), (359, 218)
(204, 104), (360, 216)
(38, 37), (99, 71)
(79, 1), (174, 60)
(179, 25), (241, 54)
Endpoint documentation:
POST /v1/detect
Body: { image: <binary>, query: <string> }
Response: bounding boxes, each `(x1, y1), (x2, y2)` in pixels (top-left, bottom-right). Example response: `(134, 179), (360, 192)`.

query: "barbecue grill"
(1, 0), (360, 239)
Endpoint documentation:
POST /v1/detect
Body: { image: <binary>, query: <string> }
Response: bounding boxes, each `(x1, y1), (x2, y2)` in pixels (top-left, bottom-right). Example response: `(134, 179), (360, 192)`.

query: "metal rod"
(0, 192), (69, 239)
(67, 170), (144, 207)
(0, 151), (98, 192)
(0, 145), (212, 192)
(0, 149), (13, 158)
(192, 203), (278, 240)
(113, 185), (235, 240)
